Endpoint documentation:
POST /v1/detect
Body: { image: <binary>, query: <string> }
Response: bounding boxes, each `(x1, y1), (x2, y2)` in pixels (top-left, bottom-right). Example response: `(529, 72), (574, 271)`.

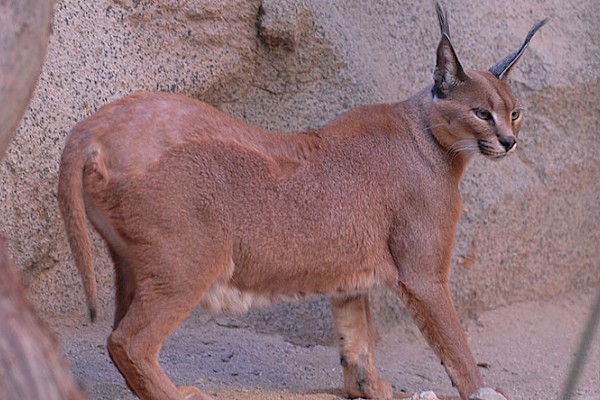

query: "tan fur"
(58, 4), (545, 400)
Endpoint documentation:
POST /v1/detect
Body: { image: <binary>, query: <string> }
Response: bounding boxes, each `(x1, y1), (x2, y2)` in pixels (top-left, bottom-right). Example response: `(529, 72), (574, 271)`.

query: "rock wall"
(1, 0), (598, 336)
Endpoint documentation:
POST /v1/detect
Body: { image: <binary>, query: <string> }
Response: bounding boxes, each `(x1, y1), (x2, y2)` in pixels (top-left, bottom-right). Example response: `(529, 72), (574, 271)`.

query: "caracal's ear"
(489, 18), (549, 80)
(433, 2), (470, 98)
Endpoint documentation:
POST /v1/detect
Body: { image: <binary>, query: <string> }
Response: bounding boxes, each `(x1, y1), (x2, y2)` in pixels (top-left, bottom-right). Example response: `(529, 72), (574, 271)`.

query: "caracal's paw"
(347, 377), (393, 400)
(177, 385), (215, 400)
(370, 378), (393, 400)
(373, 378), (394, 400)
(468, 387), (509, 400)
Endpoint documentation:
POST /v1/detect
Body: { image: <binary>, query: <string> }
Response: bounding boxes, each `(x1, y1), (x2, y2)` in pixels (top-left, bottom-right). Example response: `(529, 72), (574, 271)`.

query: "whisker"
(421, 120), (489, 162)
(446, 137), (480, 162)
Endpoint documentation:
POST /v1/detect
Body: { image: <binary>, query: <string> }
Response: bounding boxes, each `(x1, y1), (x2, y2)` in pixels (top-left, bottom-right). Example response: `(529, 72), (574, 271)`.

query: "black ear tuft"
(489, 18), (549, 80)
(435, 2), (451, 38)
(433, 2), (469, 98)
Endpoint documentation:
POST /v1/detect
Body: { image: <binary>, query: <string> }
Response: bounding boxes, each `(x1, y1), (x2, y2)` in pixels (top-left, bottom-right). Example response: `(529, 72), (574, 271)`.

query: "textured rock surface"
(0, 0), (54, 159)
(0, 0), (598, 338)
(0, 1), (85, 399)
(468, 388), (508, 400)
(412, 391), (440, 400)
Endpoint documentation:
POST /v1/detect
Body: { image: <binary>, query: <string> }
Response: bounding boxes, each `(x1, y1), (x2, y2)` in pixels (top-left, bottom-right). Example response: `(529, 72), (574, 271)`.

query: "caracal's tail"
(57, 131), (98, 322)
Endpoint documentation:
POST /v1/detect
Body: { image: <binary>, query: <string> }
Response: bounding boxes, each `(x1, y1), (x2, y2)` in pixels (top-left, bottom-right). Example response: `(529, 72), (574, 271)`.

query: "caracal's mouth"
(478, 139), (517, 159)
(449, 137), (517, 160)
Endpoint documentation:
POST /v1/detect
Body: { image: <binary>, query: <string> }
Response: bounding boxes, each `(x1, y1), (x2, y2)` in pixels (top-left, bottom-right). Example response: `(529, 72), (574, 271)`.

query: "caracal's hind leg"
(108, 247), (135, 329)
(107, 244), (229, 400)
(108, 295), (213, 400)
(394, 279), (483, 400)
(330, 294), (392, 400)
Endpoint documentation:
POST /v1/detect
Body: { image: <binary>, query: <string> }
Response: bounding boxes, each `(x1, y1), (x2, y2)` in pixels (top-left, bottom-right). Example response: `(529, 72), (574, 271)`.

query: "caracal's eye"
(511, 110), (521, 121)
(474, 108), (493, 121)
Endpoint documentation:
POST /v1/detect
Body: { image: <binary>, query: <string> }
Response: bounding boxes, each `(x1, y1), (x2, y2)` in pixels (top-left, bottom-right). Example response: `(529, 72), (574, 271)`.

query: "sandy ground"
(49, 286), (600, 400)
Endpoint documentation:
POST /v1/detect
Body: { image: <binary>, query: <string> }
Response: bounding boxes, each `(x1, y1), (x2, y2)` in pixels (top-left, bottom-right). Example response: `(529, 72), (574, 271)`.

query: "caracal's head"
(429, 3), (548, 160)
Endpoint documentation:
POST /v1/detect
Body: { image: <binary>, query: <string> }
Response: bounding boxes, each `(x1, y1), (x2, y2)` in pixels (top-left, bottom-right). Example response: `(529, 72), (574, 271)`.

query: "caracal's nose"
(499, 136), (516, 152)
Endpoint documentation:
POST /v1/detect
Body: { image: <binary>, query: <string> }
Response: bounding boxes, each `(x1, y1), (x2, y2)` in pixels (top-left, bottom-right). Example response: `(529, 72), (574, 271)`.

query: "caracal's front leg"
(393, 278), (484, 400)
(389, 218), (489, 400)
(330, 293), (393, 400)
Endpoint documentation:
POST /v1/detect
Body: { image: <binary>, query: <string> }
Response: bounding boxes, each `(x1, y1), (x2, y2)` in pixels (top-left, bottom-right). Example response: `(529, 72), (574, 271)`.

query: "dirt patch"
(50, 286), (599, 400)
